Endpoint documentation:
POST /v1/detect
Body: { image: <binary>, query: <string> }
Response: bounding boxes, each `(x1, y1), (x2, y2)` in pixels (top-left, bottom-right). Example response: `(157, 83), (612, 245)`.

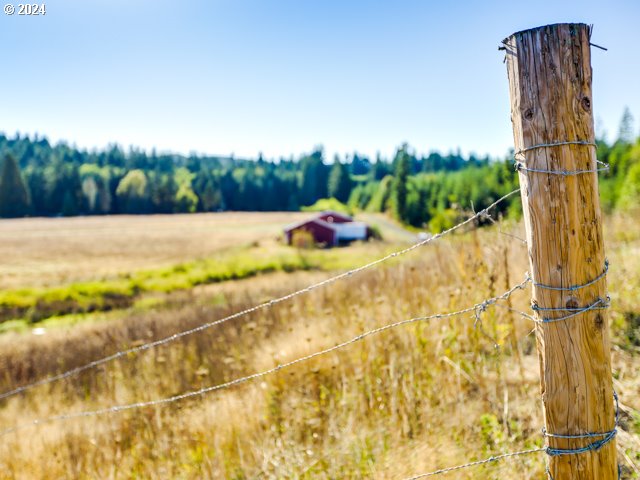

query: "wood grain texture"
(503, 23), (617, 479)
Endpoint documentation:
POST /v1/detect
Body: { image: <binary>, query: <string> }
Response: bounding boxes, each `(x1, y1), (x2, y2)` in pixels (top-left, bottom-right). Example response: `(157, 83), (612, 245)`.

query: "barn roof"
(283, 216), (338, 233)
(316, 210), (353, 222)
(284, 211), (355, 232)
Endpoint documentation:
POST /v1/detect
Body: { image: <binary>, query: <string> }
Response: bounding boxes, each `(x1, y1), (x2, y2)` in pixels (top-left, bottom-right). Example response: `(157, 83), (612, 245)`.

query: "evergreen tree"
(618, 107), (635, 144)
(61, 189), (78, 216)
(1, 129), (638, 224)
(0, 154), (31, 217)
(149, 171), (177, 213)
(25, 167), (46, 215)
(328, 156), (352, 203)
(392, 147), (410, 221)
(350, 153), (371, 175)
(371, 155), (390, 180)
(298, 149), (328, 206)
(199, 177), (222, 211)
(219, 171), (237, 210)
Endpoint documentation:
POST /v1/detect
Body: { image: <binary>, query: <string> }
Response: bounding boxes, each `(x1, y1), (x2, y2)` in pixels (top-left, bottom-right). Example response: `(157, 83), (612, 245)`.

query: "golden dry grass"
(0, 214), (638, 479)
(0, 212), (309, 289)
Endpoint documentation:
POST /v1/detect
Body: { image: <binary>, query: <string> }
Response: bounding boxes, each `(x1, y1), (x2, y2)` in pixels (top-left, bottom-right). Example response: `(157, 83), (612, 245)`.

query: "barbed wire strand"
(532, 260), (609, 292)
(0, 276), (530, 437)
(0, 189), (521, 402)
(514, 140), (609, 175)
(515, 160), (609, 176)
(535, 297), (609, 324)
(491, 302), (536, 321)
(402, 447), (546, 479)
(514, 140), (596, 156)
(478, 210), (527, 245)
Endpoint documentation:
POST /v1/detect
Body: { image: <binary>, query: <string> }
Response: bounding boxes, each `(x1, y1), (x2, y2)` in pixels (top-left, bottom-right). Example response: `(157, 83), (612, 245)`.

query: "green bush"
(301, 198), (353, 216)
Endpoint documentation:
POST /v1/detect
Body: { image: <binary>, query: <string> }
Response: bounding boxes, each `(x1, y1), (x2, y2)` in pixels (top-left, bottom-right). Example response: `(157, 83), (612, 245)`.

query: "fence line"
(0, 275), (530, 437)
(0, 189), (521, 402)
(402, 447), (546, 479)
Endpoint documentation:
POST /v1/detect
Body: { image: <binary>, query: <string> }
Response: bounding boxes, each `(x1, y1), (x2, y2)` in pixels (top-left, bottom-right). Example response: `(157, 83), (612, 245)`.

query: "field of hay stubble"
(0, 211), (638, 479)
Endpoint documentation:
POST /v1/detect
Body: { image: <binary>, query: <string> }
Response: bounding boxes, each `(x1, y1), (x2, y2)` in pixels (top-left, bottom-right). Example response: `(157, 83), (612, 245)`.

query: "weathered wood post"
(503, 24), (617, 479)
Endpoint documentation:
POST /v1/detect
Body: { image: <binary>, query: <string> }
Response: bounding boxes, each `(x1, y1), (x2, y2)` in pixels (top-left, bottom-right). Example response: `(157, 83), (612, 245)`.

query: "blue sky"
(1, 0), (638, 161)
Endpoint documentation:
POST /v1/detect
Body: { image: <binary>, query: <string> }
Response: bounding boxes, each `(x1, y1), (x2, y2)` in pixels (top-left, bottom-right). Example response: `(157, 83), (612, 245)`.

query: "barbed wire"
(469, 200), (527, 246)
(514, 140), (596, 155)
(543, 391), (619, 460)
(532, 260), (609, 292)
(0, 189), (521, 403)
(515, 160), (609, 175)
(0, 275), (530, 437)
(513, 140), (609, 176)
(402, 447), (545, 479)
(510, 142), (619, 477)
(478, 210), (527, 245)
(534, 297), (610, 324)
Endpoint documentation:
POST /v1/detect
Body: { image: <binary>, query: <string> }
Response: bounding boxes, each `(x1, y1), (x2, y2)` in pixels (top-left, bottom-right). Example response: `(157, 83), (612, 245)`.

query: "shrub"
(301, 198), (353, 216)
(367, 225), (383, 241)
(291, 229), (315, 249)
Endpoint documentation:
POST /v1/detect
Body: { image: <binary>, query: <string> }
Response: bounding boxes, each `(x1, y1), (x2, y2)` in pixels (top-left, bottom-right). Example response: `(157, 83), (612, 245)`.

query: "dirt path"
(356, 213), (418, 243)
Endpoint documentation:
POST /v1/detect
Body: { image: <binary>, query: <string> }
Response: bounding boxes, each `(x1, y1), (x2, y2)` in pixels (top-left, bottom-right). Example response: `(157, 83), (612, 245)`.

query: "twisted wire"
(0, 276), (530, 437)
(534, 297), (609, 324)
(402, 448), (545, 479)
(515, 140), (597, 155)
(532, 260), (608, 292)
(515, 160), (609, 175)
(546, 428), (616, 456)
(531, 300), (610, 313)
(513, 140), (609, 175)
(544, 391), (619, 456)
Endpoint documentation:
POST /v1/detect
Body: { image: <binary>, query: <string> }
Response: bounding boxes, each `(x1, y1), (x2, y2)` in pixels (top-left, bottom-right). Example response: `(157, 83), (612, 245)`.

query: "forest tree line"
(0, 109), (638, 230)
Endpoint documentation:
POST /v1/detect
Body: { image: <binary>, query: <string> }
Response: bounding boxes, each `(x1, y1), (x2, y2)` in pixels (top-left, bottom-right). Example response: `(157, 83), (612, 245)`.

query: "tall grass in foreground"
(0, 219), (638, 479)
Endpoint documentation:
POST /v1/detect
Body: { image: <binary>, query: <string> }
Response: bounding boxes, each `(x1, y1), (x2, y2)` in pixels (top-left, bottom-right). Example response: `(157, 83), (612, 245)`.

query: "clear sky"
(1, 0), (638, 161)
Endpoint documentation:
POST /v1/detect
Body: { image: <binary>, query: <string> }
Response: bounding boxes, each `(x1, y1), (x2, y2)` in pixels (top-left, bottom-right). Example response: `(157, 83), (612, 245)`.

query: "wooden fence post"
(503, 23), (617, 479)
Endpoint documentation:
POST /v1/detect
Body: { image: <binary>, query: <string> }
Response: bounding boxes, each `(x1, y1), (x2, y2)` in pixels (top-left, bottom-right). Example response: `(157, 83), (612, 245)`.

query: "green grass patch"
(0, 243), (388, 325)
(0, 318), (30, 334)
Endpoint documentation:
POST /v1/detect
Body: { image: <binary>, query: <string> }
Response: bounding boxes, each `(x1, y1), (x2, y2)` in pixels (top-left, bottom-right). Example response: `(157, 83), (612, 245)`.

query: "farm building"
(284, 211), (370, 247)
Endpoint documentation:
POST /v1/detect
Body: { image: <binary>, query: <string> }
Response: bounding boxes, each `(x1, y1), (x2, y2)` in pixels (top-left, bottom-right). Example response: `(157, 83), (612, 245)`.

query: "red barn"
(315, 211), (352, 224)
(284, 211), (369, 247)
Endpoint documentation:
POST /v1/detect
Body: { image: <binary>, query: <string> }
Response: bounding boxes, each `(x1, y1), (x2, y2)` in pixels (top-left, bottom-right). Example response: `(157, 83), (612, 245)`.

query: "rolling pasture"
(0, 212), (311, 289)
(0, 213), (398, 327)
(0, 212), (638, 479)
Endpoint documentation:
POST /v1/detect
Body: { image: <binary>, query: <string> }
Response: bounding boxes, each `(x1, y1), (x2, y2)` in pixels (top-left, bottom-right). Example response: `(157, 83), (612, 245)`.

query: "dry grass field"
(0, 212), (311, 289)
(0, 212), (400, 326)
(0, 213), (638, 479)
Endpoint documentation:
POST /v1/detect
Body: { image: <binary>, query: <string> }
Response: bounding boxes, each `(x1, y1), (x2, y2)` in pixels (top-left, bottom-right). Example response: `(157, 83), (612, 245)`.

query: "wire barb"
(0, 190), (521, 403)
(475, 202), (527, 245)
